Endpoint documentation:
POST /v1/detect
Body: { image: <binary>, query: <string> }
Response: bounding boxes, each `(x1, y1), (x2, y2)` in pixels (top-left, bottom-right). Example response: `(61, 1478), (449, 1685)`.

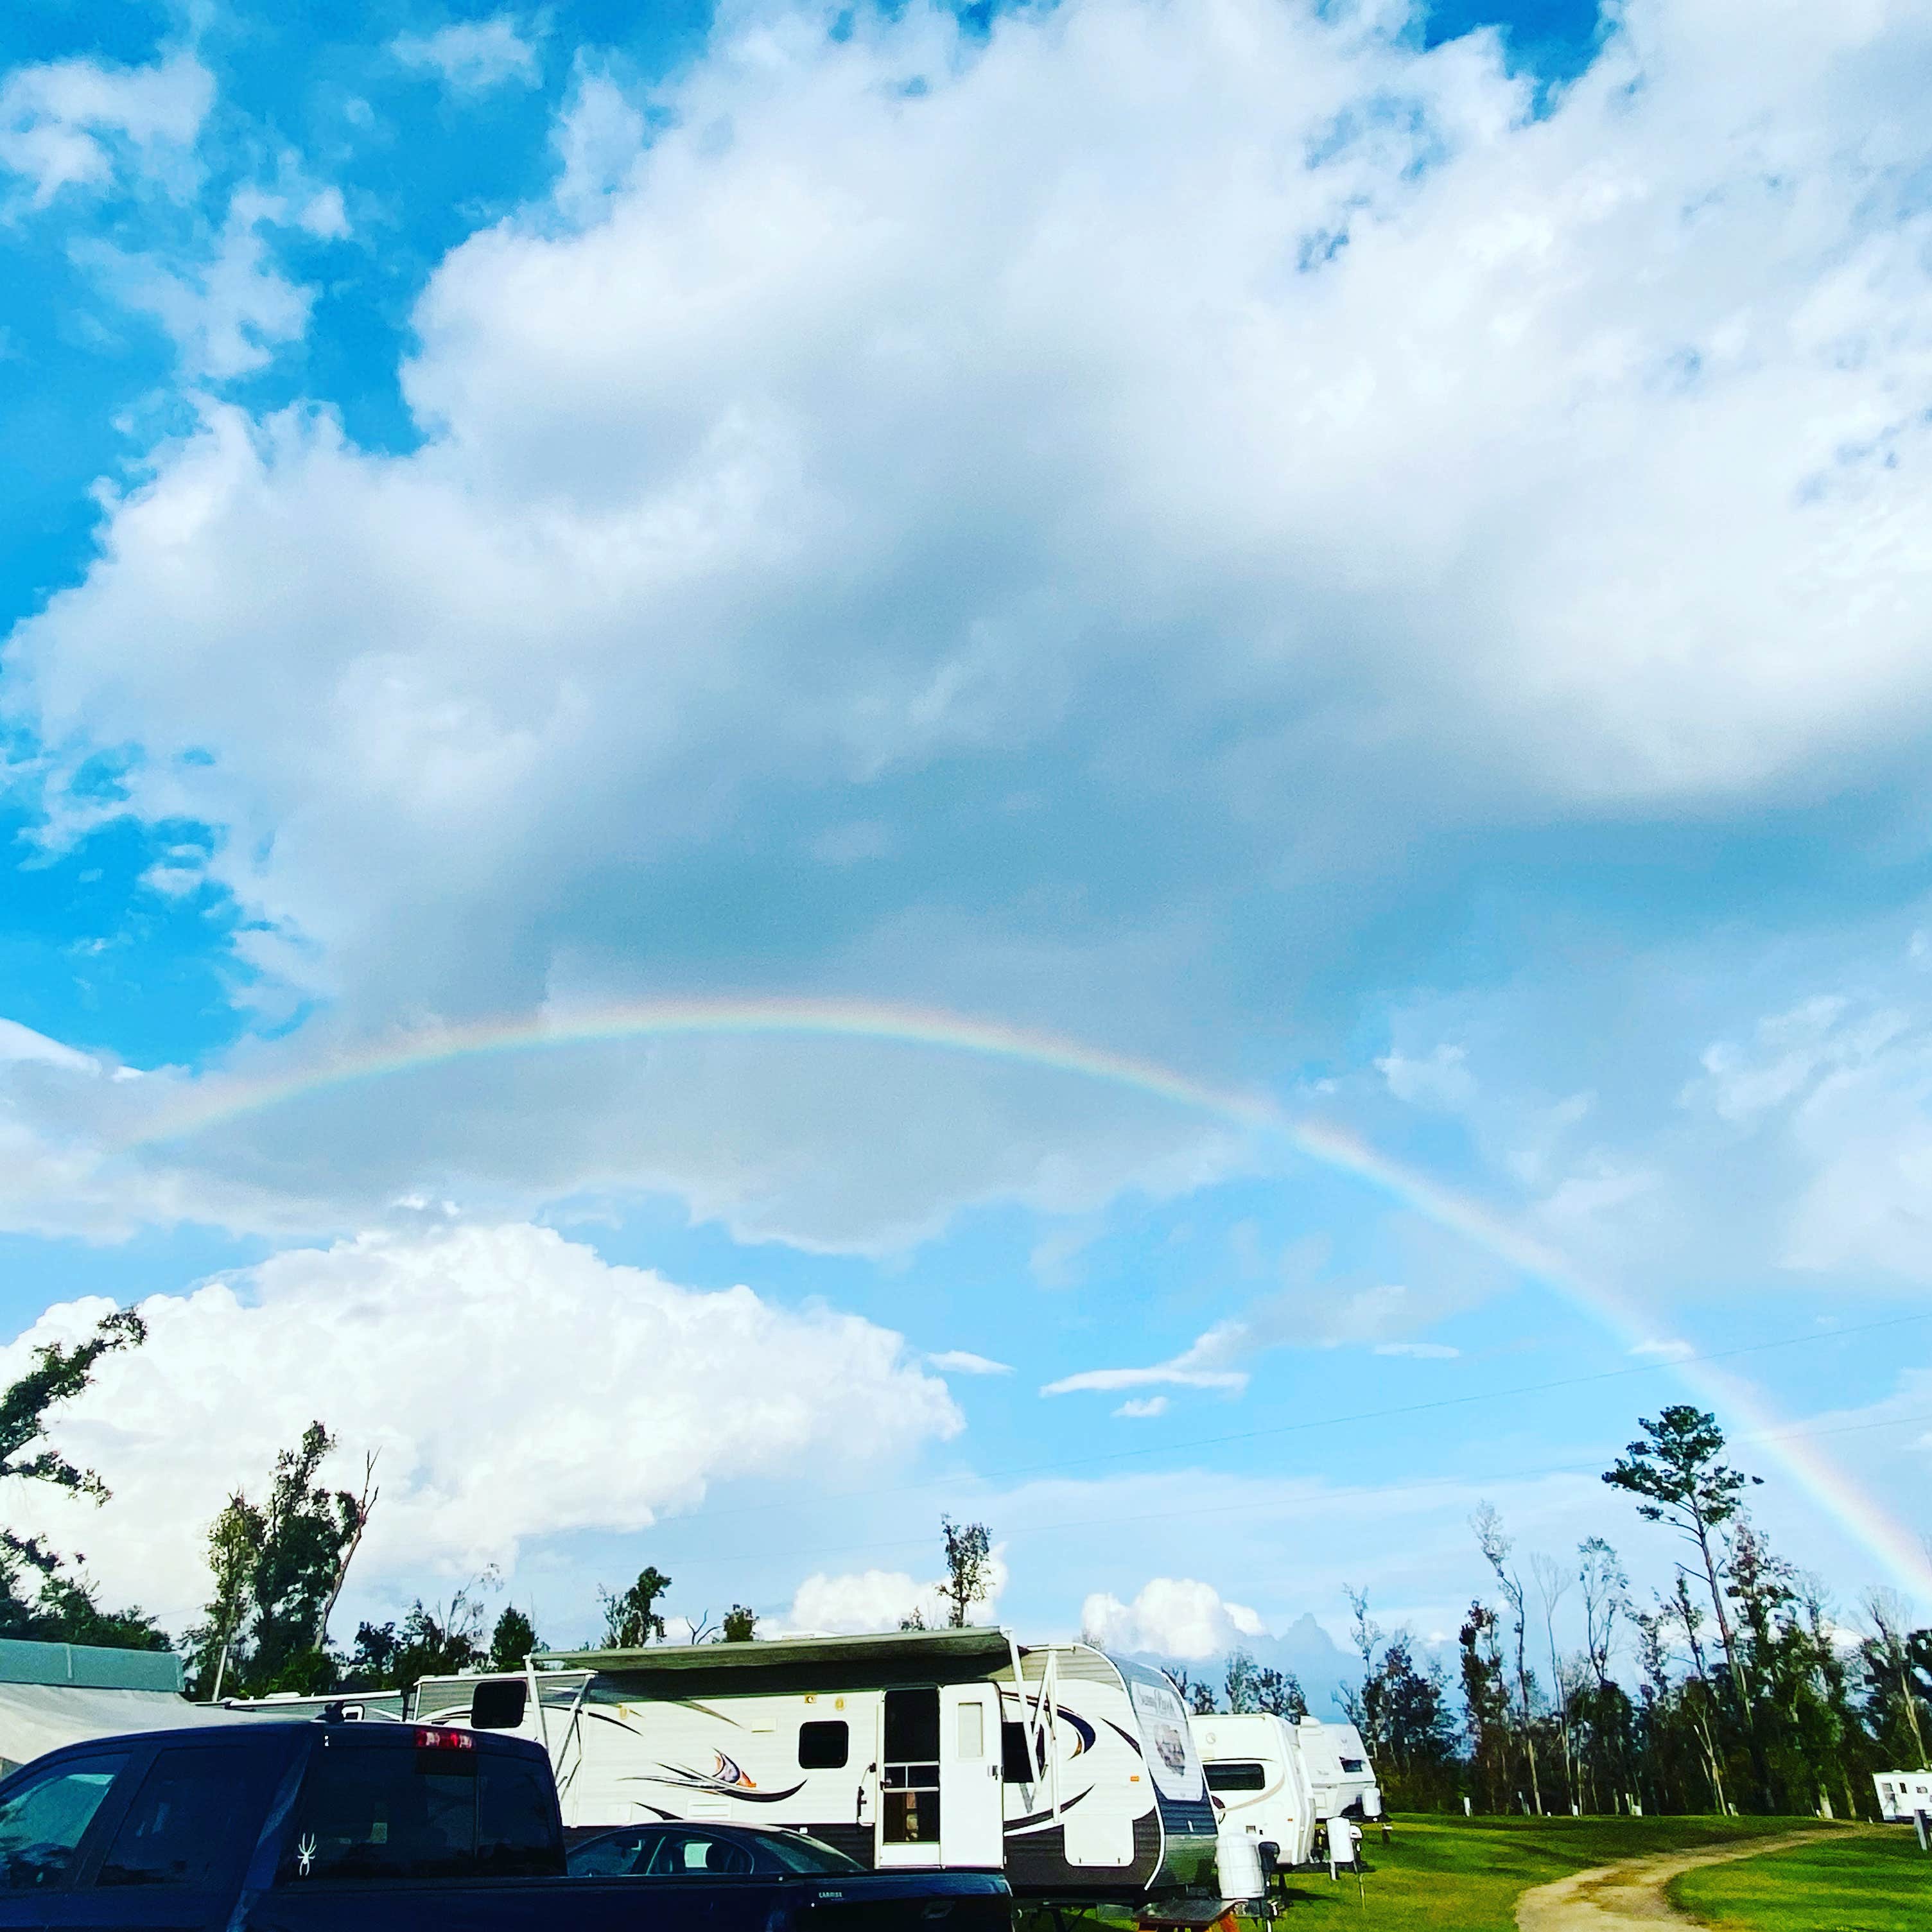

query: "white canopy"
(0, 1683), (238, 1774)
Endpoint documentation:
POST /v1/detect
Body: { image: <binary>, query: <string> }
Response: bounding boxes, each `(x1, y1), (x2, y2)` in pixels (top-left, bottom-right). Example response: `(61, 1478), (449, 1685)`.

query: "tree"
(488, 1606), (540, 1672)
(1223, 1649), (1261, 1714)
(1531, 1552), (1578, 1811)
(347, 1584), (491, 1690)
(187, 1422), (378, 1696)
(941, 1519), (993, 1628)
(721, 1605), (758, 1642)
(1862, 1590), (1928, 1770)
(1472, 1504), (1542, 1815)
(1253, 1666), (1307, 1718)
(1361, 1635), (1457, 1808)
(1603, 1407), (1768, 1805)
(0, 1308), (167, 1649)
(600, 1566), (672, 1648)
(1342, 1586), (1384, 1756)
(1459, 1602), (1512, 1811)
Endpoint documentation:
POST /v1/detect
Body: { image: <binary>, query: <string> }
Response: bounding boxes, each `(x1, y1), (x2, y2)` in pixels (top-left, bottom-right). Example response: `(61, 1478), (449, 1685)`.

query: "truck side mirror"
(471, 1678), (529, 1730)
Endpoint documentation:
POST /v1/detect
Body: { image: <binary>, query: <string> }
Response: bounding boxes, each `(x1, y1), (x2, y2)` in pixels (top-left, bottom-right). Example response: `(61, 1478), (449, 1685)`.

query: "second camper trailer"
(1190, 1712), (1382, 1880)
(417, 1627), (1221, 1911)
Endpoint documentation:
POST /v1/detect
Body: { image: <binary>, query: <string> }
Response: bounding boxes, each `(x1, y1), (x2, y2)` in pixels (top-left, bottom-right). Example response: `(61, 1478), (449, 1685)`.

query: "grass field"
(1227, 1813), (1818, 1932)
(1667, 1826), (1928, 1932)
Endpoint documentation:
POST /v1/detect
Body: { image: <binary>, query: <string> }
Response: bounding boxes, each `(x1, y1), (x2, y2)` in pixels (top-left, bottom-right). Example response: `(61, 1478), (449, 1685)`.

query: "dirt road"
(1514, 1829), (1832, 1931)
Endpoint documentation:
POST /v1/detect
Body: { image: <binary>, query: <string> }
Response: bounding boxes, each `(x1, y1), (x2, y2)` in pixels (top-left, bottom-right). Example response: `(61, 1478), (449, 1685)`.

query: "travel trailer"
(415, 1627), (1221, 1911)
(1190, 1712), (1318, 1881)
(1874, 1770), (1932, 1822)
(1291, 1718), (1382, 1824)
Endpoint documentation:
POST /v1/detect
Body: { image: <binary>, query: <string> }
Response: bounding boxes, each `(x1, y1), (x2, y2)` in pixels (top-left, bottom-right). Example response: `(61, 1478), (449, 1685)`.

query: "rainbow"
(136, 994), (1932, 1599)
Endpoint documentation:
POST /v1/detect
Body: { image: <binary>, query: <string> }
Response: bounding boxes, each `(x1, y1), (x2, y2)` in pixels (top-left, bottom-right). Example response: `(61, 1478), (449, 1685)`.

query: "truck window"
(278, 1741), (559, 1884)
(96, 1746), (260, 1888)
(1203, 1762), (1267, 1793)
(797, 1721), (848, 1770)
(476, 1759), (559, 1877)
(0, 1754), (127, 1890)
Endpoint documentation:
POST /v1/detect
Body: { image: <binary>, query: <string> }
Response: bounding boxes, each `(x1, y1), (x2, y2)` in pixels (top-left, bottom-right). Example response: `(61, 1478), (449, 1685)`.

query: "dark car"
(567, 1822), (1013, 1932)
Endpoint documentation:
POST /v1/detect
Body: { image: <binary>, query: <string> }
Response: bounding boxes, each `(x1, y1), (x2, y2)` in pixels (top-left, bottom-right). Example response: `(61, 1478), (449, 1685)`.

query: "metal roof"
(535, 1624), (1015, 1675)
(0, 1639), (183, 1694)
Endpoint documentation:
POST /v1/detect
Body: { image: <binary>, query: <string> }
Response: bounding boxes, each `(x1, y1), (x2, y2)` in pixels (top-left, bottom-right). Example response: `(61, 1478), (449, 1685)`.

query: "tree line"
(1174, 1404), (1931, 1820)
(3, 1314), (1926, 1817)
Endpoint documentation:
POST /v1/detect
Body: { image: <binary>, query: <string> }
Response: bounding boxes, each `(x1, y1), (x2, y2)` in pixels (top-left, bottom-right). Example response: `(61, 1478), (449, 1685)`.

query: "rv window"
(798, 1722), (849, 1770)
(1339, 1759), (1367, 1775)
(1203, 1762), (1267, 1793)
(957, 1703), (984, 1760)
(1001, 1723), (1043, 1784)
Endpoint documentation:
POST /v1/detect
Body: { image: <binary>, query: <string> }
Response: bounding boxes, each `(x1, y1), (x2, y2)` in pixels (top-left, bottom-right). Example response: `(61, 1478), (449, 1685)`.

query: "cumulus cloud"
(1113, 1395), (1169, 1418)
(391, 16), (543, 92)
(1081, 1578), (1267, 1660)
(13, 0), (1932, 1253)
(0, 1223), (960, 1626)
(0, 51), (210, 205)
(788, 1545), (1008, 1634)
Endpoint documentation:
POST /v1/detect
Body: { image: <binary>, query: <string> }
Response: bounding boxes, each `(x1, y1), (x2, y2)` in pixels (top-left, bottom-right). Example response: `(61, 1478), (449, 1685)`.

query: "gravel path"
(1513, 1829), (1833, 1931)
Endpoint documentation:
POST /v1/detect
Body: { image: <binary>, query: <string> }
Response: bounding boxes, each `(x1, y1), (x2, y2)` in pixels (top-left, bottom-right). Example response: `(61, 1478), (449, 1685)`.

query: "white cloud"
(1377, 1044), (1475, 1111)
(0, 1223), (960, 1626)
(1043, 1323), (1251, 1397)
(0, 1018), (98, 1076)
(1081, 1578), (1266, 1660)
(1629, 1337), (1694, 1362)
(78, 188), (317, 379)
(1113, 1395), (1169, 1418)
(788, 1545), (1008, 1635)
(0, 51), (210, 206)
(552, 68), (643, 222)
(928, 1349), (1012, 1375)
(1374, 1341), (1459, 1359)
(13, 0), (1932, 1252)
(392, 16), (543, 92)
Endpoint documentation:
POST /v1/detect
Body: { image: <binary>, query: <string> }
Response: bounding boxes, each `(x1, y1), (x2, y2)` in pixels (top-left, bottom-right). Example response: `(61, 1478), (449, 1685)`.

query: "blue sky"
(2, 0), (1931, 1682)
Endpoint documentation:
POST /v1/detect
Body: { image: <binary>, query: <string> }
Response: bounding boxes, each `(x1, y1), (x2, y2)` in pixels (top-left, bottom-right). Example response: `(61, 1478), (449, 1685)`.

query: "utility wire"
(654, 1404), (1932, 1578)
(639, 1305), (1932, 1553)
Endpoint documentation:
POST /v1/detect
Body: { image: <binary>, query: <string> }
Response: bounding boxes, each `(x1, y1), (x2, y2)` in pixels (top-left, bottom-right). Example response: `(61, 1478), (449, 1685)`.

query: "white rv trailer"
(1291, 1718), (1382, 1824)
(1874, 1770), (1932, 1823)
(1190, 1714), (1318, 1876)
(415, 1627), (1221, 1911)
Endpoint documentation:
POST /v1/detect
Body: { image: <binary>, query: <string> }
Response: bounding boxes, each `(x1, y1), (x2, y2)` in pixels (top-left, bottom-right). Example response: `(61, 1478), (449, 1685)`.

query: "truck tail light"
(415, 1727), (476, 1750)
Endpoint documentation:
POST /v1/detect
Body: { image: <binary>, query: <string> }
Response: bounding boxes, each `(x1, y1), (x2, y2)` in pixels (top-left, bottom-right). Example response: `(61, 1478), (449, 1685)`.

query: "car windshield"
(754, 1832), (866, 1874)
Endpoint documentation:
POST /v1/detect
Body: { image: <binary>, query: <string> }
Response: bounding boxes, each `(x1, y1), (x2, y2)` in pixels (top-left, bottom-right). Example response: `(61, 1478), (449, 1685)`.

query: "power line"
(653, 1404), (1932, 1578)
(638, 1305), (1932, 1554)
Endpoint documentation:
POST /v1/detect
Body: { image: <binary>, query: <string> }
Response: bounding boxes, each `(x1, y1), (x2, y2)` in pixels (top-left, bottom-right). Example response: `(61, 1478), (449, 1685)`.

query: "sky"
(2, 0), (1931, 1697)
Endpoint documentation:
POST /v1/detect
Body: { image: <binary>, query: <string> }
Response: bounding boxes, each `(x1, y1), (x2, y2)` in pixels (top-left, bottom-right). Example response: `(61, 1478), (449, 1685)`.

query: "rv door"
(939, 1685), (1002, 1869)
(876, 1687), (943, 1868)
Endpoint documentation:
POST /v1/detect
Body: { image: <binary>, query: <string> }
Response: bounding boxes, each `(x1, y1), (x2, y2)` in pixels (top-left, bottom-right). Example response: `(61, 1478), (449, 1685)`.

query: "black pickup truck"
(0, 1718), (1012, 1932)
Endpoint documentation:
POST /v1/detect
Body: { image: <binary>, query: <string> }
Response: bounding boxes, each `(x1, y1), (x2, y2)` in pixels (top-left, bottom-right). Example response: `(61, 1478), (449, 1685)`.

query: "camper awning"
(537, 1626), (1016, 1676)
(0, 1684), (238, 1773)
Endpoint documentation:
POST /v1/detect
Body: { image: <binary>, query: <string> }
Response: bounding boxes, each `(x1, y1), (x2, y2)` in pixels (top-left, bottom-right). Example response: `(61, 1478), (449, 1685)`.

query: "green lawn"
(1667, 1827), (1928, 1932)
(1240, 1813), (1816, 1932)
